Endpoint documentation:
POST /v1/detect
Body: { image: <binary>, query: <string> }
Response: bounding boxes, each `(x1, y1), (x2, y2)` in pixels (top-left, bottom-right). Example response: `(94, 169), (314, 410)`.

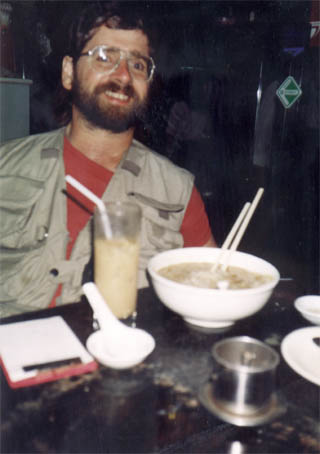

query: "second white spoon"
(83, 283), (155, 365)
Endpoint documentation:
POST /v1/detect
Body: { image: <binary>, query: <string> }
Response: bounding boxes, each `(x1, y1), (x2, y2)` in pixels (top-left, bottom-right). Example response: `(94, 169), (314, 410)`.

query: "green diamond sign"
(276, 76), (302, 109)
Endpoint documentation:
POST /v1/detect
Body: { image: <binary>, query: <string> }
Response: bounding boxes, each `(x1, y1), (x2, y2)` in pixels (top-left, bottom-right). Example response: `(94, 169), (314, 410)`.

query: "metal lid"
(212, 336), (280, 373)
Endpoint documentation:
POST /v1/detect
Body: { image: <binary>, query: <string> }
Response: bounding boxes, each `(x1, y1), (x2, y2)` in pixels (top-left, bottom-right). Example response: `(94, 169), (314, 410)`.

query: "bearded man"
(0, 2), (216, 316)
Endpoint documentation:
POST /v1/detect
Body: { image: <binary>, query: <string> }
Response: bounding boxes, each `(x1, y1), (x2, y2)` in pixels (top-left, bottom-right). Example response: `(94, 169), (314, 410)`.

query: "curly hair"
(54, 1), (154, 126)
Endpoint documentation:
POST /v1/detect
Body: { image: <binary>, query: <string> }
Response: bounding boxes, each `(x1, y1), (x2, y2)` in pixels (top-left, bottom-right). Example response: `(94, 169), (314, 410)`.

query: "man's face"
(62, 26), (151, 132)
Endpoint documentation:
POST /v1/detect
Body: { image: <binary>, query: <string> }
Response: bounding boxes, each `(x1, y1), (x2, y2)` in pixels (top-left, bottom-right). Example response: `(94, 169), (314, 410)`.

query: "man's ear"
(62, 56), (74, 90)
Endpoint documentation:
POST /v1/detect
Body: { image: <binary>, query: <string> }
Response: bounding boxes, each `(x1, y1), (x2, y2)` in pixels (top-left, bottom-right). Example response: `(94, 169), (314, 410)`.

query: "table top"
(1, 280), (319, 453)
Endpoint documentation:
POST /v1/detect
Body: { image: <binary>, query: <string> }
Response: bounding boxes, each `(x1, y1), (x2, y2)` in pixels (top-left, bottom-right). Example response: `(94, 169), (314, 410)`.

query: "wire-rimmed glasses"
(79, 45), (155, 82)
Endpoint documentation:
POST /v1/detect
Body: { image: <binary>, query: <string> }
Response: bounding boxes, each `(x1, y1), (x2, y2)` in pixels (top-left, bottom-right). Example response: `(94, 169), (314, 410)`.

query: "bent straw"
(65, 175), (112, 238)
(212, 201), (251, 271)
(221, 187), (264, 271)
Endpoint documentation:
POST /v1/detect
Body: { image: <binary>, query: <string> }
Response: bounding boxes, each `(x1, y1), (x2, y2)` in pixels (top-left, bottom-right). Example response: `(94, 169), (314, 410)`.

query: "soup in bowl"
(147, 248), (280, 328)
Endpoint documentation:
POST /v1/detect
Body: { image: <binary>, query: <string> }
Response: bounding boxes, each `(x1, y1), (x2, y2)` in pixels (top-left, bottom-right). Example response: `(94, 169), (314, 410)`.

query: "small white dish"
(294, 295), (320, 325)
(281, 326), (320, 386)
(86, 330), (155, 370)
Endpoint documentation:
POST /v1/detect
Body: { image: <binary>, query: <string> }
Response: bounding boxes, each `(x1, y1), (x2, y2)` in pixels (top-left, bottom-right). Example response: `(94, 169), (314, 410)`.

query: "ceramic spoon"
(83, 282), (155, 360)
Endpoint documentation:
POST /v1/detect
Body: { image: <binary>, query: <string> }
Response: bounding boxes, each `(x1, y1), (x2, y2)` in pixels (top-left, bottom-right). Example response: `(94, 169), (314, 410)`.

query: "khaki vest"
(0, 128), (194, 316)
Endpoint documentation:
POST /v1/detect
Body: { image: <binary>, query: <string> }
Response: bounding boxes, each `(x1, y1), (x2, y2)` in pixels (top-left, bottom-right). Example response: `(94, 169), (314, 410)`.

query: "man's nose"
(111, 58), (132, 83)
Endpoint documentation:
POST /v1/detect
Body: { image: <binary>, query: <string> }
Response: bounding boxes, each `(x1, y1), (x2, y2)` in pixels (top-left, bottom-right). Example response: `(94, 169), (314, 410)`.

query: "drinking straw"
(212, 202), (251, 271)
(221, 187), (264, 271)
(65, 175), (112, 238)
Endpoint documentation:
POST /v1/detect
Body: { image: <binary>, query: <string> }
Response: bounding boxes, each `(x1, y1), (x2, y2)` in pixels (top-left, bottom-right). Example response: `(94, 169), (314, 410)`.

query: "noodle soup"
(158, 262), (273, 290)
(148, 248), (280, 328)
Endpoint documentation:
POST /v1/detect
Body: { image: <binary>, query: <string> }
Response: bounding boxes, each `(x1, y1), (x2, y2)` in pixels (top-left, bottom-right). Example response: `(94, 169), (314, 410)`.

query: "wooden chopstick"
(221, 187), (264, 271)
(213, 188), (265, 272)
(212, 201), (251, 271)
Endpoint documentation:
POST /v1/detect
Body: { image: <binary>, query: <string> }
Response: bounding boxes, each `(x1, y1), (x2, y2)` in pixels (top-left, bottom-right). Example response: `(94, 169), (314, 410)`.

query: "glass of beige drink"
(94, 201), (141, 319)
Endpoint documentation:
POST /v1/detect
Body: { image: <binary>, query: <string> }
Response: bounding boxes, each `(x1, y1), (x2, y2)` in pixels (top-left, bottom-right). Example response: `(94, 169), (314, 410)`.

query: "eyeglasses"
(79, 45), (155, 82)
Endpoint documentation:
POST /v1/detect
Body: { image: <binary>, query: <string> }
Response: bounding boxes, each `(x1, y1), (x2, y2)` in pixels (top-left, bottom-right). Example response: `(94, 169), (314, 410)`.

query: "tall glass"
(94, 201), (141, 319)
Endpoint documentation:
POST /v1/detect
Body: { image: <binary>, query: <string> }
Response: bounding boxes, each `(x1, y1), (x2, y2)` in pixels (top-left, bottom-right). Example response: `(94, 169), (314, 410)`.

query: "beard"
(71, 74), (149, 133)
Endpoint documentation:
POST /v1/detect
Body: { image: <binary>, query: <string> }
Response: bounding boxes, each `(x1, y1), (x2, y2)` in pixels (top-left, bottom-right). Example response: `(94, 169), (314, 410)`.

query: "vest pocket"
(143, 220), (183, 250)
(0, 175), (47, 249)
(128, 192), (184, 214)
(128, 192), (185, 250)
(1, 230), (68, 308)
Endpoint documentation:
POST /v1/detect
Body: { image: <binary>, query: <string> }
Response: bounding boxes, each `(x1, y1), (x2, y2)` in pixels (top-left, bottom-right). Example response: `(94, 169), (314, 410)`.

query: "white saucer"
(86, 330), (155, 370)
(281, 326), (320, 386)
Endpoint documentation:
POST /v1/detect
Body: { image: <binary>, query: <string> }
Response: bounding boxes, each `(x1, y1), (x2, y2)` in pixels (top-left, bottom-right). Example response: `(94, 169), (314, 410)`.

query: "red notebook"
(0, 316), (98, 388)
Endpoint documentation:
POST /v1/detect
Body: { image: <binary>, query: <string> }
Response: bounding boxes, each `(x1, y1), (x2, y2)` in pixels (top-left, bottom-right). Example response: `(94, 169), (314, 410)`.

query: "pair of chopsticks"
(213, 188), (264, 272)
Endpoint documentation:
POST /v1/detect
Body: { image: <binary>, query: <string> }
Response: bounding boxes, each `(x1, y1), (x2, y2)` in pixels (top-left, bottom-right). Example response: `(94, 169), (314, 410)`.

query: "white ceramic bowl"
(147, 248), (280, 328)
(294, 295), (320, 325)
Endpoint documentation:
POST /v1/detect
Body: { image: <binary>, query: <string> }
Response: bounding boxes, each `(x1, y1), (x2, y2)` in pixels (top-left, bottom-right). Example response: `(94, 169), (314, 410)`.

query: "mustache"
(95, 81), (135, 98)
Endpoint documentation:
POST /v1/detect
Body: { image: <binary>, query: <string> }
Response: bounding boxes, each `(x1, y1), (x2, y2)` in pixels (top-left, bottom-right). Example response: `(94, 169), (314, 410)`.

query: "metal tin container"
(211, 336), (280, 416)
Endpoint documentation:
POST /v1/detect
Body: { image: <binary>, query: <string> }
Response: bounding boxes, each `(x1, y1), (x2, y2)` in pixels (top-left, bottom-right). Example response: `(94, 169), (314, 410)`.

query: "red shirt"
(50, 138), (212, 306)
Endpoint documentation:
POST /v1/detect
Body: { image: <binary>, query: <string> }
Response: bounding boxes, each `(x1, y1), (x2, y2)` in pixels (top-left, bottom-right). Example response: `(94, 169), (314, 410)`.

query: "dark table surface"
(1, 280), (319, 454)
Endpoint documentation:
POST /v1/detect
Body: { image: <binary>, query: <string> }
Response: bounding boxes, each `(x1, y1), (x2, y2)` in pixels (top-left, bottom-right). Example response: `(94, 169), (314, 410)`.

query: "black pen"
(22, 357), (82, 372)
